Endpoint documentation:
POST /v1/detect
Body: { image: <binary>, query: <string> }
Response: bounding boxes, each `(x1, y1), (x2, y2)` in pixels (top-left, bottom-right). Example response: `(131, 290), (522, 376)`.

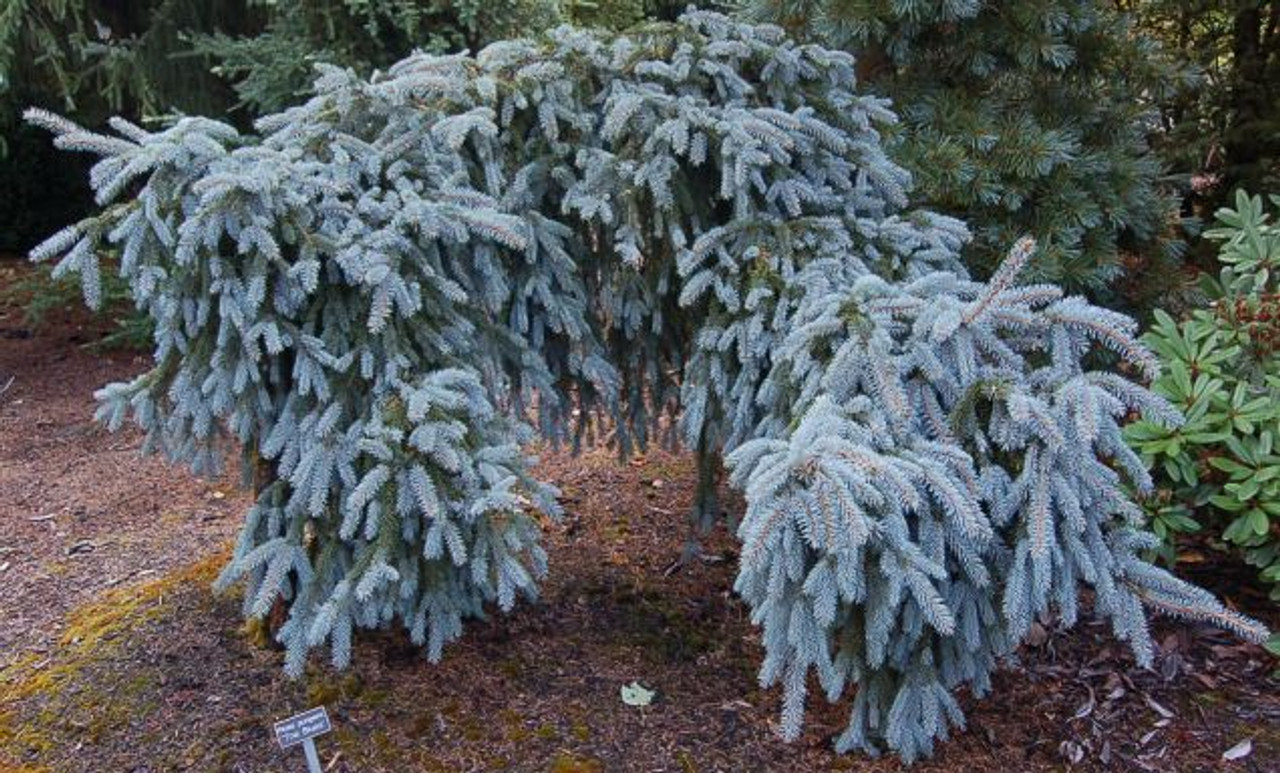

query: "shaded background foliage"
(4, 1), (1276, 269)
(0, 1), (254, 252)
(0, 0), (688, 252)
(1129, 0), (1280, 244)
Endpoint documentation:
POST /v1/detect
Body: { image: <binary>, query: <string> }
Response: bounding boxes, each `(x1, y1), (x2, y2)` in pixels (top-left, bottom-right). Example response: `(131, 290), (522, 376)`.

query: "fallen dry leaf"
(621, 682), (655, 707)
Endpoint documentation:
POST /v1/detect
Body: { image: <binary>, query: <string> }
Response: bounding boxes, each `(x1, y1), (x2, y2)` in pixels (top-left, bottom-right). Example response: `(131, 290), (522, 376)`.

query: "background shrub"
(1126, 191), (1280, 598)
(1134, 2), (1280, 212)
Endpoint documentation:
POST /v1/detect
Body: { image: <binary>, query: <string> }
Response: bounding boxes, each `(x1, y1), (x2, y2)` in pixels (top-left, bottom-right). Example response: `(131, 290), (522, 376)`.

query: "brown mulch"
(1, 257), (1277, 772)
(0, 258), (249, 668)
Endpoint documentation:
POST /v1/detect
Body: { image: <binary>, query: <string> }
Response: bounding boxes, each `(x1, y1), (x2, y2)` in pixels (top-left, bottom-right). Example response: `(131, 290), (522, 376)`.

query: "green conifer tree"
(747, 0), (1187, 310)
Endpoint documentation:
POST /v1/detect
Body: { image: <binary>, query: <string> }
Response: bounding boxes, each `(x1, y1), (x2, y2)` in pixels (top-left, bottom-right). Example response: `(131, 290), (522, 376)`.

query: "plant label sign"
(275, 706), (331, 747)
(274, 706), (331, 773)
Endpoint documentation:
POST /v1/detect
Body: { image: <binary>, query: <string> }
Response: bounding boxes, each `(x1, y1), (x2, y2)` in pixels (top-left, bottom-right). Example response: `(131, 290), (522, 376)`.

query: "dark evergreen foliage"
(748, 0), (1188, 310)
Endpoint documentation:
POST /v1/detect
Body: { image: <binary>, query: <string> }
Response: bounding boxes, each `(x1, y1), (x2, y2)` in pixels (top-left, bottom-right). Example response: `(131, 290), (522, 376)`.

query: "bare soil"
(1, 257), (1277, 772)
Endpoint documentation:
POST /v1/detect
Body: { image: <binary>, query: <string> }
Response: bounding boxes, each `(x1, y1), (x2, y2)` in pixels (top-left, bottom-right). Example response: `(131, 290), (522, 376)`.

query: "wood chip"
(1145, 695), (1175, 719)
(1071, 686), (1096, 720)
(1222, 738), (1253, 761)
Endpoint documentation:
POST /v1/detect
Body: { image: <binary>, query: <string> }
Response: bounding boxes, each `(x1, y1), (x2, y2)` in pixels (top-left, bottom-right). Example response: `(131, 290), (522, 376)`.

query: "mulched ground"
(1, 257), (1277, 772)
(0, 259), (248, 668)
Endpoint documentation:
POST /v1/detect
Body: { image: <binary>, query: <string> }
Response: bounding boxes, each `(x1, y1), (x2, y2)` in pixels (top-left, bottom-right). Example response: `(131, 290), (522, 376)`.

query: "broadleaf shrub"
(28, 12), (1267, 762)
(1127, 191), (1280, 597)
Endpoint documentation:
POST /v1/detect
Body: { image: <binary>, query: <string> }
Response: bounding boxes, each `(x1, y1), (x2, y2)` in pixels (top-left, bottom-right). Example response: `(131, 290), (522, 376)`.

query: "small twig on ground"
(105, 568), (157, 587)
(67, 539), (115, 556)
(664, 538), (711, 576)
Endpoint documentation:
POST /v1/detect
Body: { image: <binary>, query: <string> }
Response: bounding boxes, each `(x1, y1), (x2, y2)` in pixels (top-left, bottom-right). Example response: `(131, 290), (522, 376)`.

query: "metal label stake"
(274, 706), (332, 773)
